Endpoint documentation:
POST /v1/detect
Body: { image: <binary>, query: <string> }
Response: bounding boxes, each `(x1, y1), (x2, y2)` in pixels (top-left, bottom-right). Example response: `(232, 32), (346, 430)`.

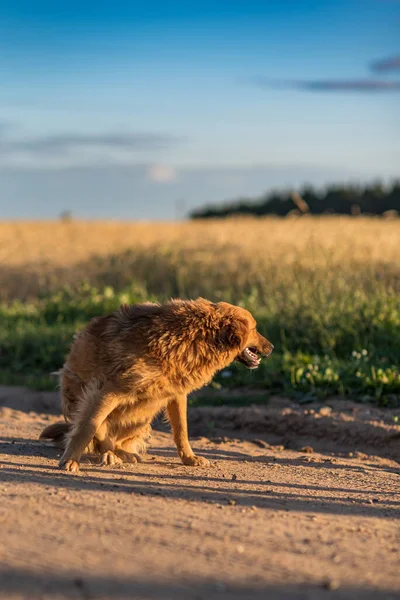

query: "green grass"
(1, 282), (399, 406)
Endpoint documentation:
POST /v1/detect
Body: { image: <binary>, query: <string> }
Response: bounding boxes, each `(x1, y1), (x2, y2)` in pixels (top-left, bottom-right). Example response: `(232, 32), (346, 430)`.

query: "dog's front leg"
(167, 395), (210, 467)
(59, 384), (121, 473)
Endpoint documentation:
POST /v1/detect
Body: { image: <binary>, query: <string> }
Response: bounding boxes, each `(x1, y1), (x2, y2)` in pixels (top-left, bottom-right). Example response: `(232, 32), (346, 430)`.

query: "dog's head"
(215, 302), (274, 369)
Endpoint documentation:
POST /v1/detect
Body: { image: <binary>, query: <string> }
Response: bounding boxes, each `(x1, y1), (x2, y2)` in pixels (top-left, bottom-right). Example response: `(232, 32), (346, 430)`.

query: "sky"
(0, 0), (399, 219)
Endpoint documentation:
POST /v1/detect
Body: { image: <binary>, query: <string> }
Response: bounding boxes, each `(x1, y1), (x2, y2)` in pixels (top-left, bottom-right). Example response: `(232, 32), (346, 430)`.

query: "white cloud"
(147, 164), (178, 183)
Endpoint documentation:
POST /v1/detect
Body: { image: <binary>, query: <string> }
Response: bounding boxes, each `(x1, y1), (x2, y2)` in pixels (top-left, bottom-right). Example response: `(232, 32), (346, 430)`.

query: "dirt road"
(1, 386), (399, 600)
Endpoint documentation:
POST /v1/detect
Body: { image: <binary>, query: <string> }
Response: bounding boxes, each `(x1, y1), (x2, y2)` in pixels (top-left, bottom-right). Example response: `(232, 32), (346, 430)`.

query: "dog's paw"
(100, 451), (123, 467)
(59, 458), (80, 473)
(114, 449), (142, 464)
(182, 454), (210, 467)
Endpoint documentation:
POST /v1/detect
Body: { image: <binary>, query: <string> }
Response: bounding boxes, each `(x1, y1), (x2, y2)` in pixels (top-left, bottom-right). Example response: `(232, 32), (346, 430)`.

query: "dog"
(40, 298), (273, 472)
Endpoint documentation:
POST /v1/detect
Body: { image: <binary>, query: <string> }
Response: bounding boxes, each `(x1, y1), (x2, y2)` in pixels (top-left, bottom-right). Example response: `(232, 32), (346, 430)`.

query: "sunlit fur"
(40, 298), (273, 472)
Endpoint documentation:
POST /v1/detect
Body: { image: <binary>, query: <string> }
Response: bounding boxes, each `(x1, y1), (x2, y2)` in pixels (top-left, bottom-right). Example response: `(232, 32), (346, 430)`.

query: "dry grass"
(0, 216), (399, 302)
(1, 217), (400, 399)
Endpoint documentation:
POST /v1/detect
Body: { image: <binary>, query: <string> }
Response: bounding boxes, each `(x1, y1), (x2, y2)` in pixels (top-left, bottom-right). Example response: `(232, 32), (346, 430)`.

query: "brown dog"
(40, 298), (273, 472)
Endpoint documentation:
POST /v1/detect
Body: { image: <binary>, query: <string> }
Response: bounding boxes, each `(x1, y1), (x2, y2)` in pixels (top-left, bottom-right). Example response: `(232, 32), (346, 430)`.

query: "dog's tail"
(39, 422), (71, 449)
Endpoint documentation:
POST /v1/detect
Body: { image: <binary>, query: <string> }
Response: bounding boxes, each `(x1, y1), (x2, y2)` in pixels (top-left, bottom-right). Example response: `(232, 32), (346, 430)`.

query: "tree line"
(190, 180), (400, 219)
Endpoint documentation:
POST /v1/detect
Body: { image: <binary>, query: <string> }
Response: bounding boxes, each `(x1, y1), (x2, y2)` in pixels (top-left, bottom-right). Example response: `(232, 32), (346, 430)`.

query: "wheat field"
(1, 217), (399, 399)
(1, 216), (399, 302)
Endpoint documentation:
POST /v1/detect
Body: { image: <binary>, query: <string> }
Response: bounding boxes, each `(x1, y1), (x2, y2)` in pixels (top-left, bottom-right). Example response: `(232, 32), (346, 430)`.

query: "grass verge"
(1, 283), (399, 406)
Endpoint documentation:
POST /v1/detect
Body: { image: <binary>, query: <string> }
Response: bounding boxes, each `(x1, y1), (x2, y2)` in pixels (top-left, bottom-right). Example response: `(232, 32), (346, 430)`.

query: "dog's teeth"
(243, 347), (260, 365)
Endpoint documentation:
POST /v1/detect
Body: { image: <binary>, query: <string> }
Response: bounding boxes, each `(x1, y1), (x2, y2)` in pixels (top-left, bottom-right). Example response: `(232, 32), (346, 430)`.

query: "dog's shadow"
(1, 434), (400, 521)
(0, 457), (399, 519)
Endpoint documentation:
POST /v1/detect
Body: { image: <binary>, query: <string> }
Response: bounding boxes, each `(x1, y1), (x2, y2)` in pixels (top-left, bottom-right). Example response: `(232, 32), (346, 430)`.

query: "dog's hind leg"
(91, 421), (123, 467)
(167, 395), (210, 467)
(113, 422), (151, 464)
(58, 380), (123, 473)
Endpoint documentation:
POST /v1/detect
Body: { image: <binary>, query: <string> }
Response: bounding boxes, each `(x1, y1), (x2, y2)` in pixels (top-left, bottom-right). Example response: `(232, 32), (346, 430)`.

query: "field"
(2, 217), (400, 600)
(1, 217), (399, 403)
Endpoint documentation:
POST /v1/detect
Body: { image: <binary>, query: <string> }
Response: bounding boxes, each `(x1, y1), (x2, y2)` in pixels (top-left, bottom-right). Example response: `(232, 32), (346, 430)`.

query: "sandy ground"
(1, 386), (400, 600)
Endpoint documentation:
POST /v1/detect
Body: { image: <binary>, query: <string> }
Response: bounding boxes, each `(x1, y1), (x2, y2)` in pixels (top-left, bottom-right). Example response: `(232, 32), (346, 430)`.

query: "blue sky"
(0, 0), (399, 219)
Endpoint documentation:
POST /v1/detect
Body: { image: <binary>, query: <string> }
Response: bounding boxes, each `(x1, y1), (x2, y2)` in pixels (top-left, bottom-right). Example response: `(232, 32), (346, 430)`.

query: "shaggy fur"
(40, 298), (273, 472)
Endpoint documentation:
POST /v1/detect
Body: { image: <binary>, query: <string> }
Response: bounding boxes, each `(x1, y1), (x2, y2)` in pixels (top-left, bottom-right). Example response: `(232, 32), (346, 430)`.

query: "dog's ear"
(218, 319), (249, 351)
